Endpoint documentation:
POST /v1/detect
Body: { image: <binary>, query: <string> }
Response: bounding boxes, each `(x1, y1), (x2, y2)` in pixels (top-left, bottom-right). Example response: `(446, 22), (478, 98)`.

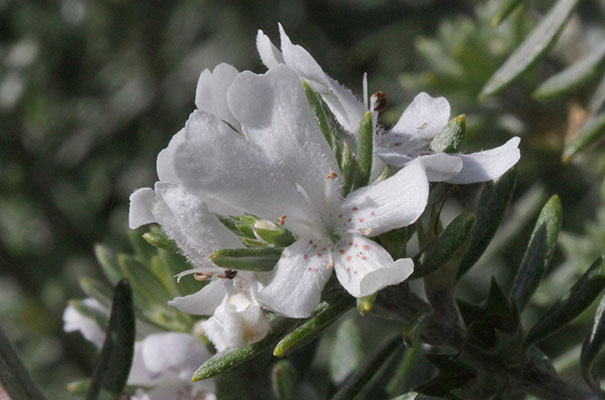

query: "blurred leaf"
(69, 299), (109, 334)
(458, 169), (517, 278)
(589, 73), (605, 112)
(509, 195), (562, 312)
(378, 226), (409, 260)
(66, 378), (89, 395)
(533, 43), (605, 100)
(0, 327), (48, 400)
(581, 295), (605, 397)
(94, 244), (123, 285)
(142, 231), (179, 253)
(273, 296), (353, 357)
(411, 212), (475, 279)
(118, 254), (172, 306)
(210, 247), (283, 271)
(272, 360), (299, 400)
(79, 277), (114, 308)
(86, 279), (135, 400)
(526, 256), (605, 345)
(492, 0), (525, 27)
(480, 0), (580, 99)
(413, 353), (476, 399)
(192, 317), (297, 381)
(329, 319), (363, 385)
(127, 229), (155, 262)
(331, 335), (402, 400)
(354, 111), (373, 189)
(562, 112), (605, 162)
(429, 114), (466, 153)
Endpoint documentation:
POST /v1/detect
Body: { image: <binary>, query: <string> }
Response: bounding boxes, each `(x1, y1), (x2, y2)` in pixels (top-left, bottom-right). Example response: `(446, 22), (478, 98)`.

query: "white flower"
(163, 64), (429, 318)
(376, 92), (521, 184)
(63, 300), (216, 400)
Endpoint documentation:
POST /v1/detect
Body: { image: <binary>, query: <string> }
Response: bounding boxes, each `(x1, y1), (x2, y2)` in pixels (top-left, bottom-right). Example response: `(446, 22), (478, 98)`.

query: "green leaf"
(581, 294), (605, 397)
(142, 231), (179, 253)
(192, 317), (297, 381)
(479, 0), (581, 99)
(86, 279), (135, 400)
(389, 393), (419, 400)
(411, 212), (475, 279)
(509, 195), (562, 312)
(127, 229), (155, 262)
(254, 226), (296, 248)
(414, 354), (476, 399)
(331, 335), (402, 400)
(329, 319), (363, 384)
(526, 256), (605, 345)
(118, 254), (172, 306)
(458, 169), (517, 278)
(429, 114), (465, 153)
(378, 226), (409, 260)
(386, 344), (420, 397)
(79, 277), (114, 308)
(357, 293), (377, 316)
(0, 327), (48, 400)
(589, 73), (605, 112)
(273, 296), (354, 357)
(533, 42), (605, 100)
(341, 141), (357, 196)
(210, 247), (283, 271)
(491, 0), (525, 27)
(272, 360), (299, 400)
(94, 244), (123, 285)
(562, 112), (605, 162)
(66, 378), (89, 395)
(354, 111), (374, 189)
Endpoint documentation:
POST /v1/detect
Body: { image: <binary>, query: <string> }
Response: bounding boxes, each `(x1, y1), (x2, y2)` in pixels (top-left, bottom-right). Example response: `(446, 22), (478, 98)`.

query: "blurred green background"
(1, 0), (605, 398)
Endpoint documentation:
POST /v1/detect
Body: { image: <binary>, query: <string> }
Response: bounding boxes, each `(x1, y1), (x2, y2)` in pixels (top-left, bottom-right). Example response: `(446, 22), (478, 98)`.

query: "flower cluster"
(64, 24), (520, 398)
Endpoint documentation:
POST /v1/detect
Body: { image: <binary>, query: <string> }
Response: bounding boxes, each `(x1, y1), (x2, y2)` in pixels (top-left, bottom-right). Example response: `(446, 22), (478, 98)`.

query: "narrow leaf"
(533, 43), (605, 100)
(79, 277), (114, 308)
(491, 0), (525, 27)
(118, 254), (172, 306)
(272, 360), (299, 400)
(86, 279), (135, 400)
(479, 0), (581, 99)
(458, 169), (517, 278)
(330, 319), (363, 384)
(589, 73), (605, 112)
(341, 141), (357, 196)
(127, 229), (155, 261)
(0, 327), (48, 400)
(411, 212), (475, 279)
(210, 247), (283, 271)
(273, 296), (354, 357)
(94, 244), (123, 285)
(254, 227), (296, 248)
(526, 256), (605, 345)
(429, 114), (465, 153)
(192, 317), (297, 381)
(142, 231), (179, 253)
(354, 111), (373, 189)
(562, 112), (605, 162)
(581, 294), (605, 396)
(509, 195), (562, 312)
(331, 335), (402, 400)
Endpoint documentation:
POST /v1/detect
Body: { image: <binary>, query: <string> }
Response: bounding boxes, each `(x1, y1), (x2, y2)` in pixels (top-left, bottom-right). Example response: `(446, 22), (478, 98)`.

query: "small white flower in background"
(63, 300), (216, 400)
(376, 92), (521, 184)
(163, 64), (429, 318)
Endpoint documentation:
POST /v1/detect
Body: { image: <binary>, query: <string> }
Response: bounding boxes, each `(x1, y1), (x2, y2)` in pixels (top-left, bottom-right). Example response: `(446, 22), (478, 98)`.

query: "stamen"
(327, 253), (334, 269)
(278, 215), (286, 226)
(371, 91), (387, 112)
(326, 171), (338, 180)
(417, 122), (429, 130)
(358, 227), (372, 236)
(194, 272), (212, 281)
(363, 72), (368, 110)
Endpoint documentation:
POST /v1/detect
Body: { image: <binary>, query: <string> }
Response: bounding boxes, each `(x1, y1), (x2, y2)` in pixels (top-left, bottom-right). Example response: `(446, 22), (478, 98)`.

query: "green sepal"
(354, 111), (373, 190)
(458, 169), (517, 278)
(192, 317), (297, 381)
(0, 327), (48, 400)
(357, 293), (377, 316)
(210, 247), (283, 272)
(341, 141), (357, 196)
(86, 279), (135, 400)
(429, 114), (465, 153)
(273, 296), (354, 357)
(331, 335), (402, 400)
(491, 0), (524, 27)
(533, 43), (605, 101)
(254, 226), (296, 248)
(142, 231), (179, 253)
(479, 0), (581, 99)
(562, 112), (605, 162)
(66, 378), (90, 395)
(509, 195), (562, 312)
(329, 319), (363, 385)
(581, 294), (605, 396)
(127, 229), (155, 262)
(413, 353), (476, 399)
(378, 226), (409, 260)
(272, 360), (299, 400)
(94, 244), (123, 285)
(526, 256), (605, 345)
(411, 212), (475, 279)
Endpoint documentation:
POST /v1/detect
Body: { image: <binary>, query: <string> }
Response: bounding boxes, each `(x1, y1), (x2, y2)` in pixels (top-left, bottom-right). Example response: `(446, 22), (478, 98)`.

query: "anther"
(326, 170), (338, 180)
(371, 91), (387, 112)
(278, 215), (286, 226)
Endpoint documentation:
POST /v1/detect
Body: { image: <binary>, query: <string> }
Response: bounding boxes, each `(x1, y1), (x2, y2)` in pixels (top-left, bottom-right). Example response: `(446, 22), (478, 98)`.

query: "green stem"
(385, 343), (420, 397)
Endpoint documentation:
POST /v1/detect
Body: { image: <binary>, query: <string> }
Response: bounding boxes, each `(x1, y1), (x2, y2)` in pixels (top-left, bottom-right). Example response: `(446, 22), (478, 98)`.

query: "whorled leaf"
(479, 0), (581, 99)
(94, 244), (123, 286)
(491, 0), (525, 27)
(271, 360), (299, 400)
(562, 112), (605, 162)
(581, 294), (605, 397)
(509, 195), (562, 312)
(354, 111), (374, 190)
(142, 231), (179, 253)
(429, 114), (465, 153)
(329, 319), (364, 385)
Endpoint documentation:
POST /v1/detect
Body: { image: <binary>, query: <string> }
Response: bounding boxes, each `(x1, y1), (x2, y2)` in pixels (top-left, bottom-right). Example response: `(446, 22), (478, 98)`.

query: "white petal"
(256, 29), (284, 68)
(420, 153), (463, 182)
(343, 158), (429, 236)
(129, 188), (158, 229)
(62, 299), (106, 348)
(375, 149), (414, 168)
(446, 137), (521, 184)
(156, 128), (186, 183)
(257, 239), (333, 318)
(195, 63), (240, 131)
(201, 295), (270, 352)
(141, 332), (210, 375)
(391, 92), (450, 141)
(168, 280), (226, 316)
(334, 234), (414, 297)
(278, 23), (329, 89)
